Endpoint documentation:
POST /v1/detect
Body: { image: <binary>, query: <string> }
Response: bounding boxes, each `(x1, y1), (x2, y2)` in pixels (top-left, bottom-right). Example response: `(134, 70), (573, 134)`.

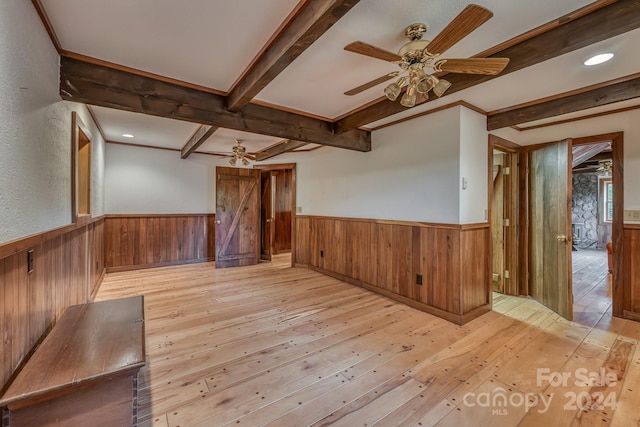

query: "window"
(599, 177), (613, 223)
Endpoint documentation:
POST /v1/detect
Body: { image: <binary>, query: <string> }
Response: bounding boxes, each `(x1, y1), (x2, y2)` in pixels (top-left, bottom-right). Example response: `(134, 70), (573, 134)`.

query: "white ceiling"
(40, 0), (640, 154)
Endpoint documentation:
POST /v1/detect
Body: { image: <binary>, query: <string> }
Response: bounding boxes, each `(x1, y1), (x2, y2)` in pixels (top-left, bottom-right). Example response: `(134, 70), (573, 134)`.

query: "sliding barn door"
(529, 140), (573, 319)
(215, 167), (260, 268)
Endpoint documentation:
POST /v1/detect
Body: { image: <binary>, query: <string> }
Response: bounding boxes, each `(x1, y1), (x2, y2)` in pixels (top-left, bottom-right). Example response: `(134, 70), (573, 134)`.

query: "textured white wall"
(459, 107), (489, 224)
(491, 108), (640, 221)
(0, 2), (105, 244)
(105, 144), (230, 214)
(288, 107), (462, 223)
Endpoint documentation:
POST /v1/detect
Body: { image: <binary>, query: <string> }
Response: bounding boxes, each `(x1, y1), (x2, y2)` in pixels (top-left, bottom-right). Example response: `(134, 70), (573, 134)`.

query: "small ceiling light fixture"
(122, 133), (135, 138)
(584, 53), (614, 66)
(596, 160), (612, 176)
(227, 139), (255, 167)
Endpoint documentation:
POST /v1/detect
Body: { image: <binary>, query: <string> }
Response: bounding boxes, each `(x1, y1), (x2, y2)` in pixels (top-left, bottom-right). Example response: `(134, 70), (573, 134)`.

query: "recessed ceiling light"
(122, 133), (135, 138)
(584, 53), (614, 66)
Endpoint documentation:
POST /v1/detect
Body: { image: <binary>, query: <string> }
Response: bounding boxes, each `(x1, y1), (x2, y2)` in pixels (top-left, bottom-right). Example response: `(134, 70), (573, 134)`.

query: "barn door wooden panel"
(215, 167), (260, 268)
(528, 140), (573, 319)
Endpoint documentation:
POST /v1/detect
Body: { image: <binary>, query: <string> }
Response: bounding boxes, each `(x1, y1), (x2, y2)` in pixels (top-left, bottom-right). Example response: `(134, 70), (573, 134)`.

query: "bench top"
(0, 296), (145, 408)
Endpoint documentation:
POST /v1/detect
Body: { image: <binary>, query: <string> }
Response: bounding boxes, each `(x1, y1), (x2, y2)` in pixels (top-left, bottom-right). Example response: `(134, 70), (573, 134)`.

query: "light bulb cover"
(433, 79), (451, 97)
(400, 86), (417, 108)
(384, 83), (401, 101)
(384, 77), (406, 101)
(416, 75), (435, 94)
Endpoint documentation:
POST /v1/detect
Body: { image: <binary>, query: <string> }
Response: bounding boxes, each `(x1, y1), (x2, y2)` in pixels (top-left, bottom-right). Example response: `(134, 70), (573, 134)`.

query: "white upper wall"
(491, 108), (640, 218)
(459, 107), (489, 224)
(105, 143), (230, 214)
(0, 2), (105, 244)
(290, 107), (464, 223)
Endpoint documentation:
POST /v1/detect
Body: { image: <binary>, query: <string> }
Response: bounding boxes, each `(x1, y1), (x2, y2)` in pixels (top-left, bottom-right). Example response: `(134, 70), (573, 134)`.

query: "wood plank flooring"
(572, 249), (611, 328)
(96, 254), (640, 427)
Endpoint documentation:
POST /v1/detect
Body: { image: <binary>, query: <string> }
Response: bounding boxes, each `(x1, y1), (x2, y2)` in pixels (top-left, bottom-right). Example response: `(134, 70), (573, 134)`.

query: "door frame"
(253, 163), (297, 267)
(518, 132), (624, 317)
(488, 135), (522, 295)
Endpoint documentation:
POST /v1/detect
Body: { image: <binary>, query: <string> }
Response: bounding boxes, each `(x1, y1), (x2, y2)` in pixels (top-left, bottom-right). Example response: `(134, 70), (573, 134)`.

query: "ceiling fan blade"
(244, 154), (257, 161)
(207, 151), (234, 157)
(426, 5), (493, 56)
(344, 72), (399, 96)
(344, 41), (401, 62)
(436, 57), (509, 75)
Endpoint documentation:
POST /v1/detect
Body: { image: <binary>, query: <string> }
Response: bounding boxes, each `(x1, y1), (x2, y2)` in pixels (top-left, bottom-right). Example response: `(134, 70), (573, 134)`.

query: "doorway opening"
(571, 139), (614, 326)
(489, 135), (521, 298)
(71, 112), (92, 222)
(519, 133), (623, 322)
(254, 164), (296, 265)
(491, 147), (519, 295)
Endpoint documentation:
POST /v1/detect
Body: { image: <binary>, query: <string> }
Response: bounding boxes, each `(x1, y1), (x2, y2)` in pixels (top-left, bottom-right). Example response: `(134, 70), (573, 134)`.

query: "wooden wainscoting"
(105, 214), (215, 272)
(623, 224), (640, 320)
(0, 217), (105, 393)
(295, 216), (491, 324)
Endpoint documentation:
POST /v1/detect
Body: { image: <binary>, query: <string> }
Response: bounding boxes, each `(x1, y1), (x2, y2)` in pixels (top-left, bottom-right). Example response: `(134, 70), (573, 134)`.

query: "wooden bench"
(0, 296), (145, 427)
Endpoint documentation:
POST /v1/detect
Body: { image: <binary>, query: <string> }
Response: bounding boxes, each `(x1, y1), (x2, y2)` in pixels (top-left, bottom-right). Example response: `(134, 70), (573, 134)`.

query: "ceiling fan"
(343, 4), (510, 107)
(211, 139), (259, 166)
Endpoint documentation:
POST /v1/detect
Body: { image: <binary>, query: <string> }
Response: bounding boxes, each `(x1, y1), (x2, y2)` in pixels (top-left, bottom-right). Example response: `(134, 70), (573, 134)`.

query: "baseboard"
(106, 258), (214, 273)
(307, 265), (489, 325)
(623, 310), (640, 322)
(90, 268), (107, 301)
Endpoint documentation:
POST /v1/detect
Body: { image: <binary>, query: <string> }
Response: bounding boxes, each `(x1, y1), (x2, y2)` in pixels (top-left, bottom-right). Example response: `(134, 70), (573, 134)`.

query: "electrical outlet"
(624, 210), (640, 221)
(416, 274), (423, 285)
(296, 206), (302, 214)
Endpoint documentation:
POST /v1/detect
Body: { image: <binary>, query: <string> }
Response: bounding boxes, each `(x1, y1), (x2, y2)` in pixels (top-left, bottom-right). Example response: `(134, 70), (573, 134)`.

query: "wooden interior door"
(260, 171), (275, 261)
(215, 167), (260, 268)
(528, 140), (573, 319)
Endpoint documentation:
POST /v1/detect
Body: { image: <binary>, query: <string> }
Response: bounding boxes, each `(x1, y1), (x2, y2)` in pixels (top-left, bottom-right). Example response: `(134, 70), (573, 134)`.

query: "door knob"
(556, 234), (567, 242)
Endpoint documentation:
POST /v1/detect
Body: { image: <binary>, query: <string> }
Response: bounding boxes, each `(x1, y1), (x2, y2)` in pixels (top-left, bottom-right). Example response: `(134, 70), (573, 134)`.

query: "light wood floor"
(96, 254), (640, 427)
(572, 249), (611, 328)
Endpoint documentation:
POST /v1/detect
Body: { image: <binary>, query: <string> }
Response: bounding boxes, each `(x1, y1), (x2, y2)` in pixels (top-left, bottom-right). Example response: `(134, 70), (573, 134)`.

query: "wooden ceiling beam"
(487, 75), (640, 130)
(226, 0), (360, 112)
(256, 139), (310, 161)
(333, 0), (640, 134)
(60, 56), (370, 152)
(181, 125), (218, 159)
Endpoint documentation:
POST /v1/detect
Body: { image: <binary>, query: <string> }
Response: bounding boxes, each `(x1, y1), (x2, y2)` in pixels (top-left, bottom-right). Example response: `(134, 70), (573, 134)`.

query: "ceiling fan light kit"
(218, 139), (257, 167)
(344, 4), (509, 108)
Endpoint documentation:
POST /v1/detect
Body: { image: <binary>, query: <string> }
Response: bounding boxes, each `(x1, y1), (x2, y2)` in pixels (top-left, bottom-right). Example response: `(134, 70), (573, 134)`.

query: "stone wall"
(572, 172), (598, 249)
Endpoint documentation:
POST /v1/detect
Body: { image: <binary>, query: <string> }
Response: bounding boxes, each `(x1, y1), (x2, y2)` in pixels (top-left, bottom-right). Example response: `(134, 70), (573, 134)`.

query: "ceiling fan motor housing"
(398, 39), (431, 65)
